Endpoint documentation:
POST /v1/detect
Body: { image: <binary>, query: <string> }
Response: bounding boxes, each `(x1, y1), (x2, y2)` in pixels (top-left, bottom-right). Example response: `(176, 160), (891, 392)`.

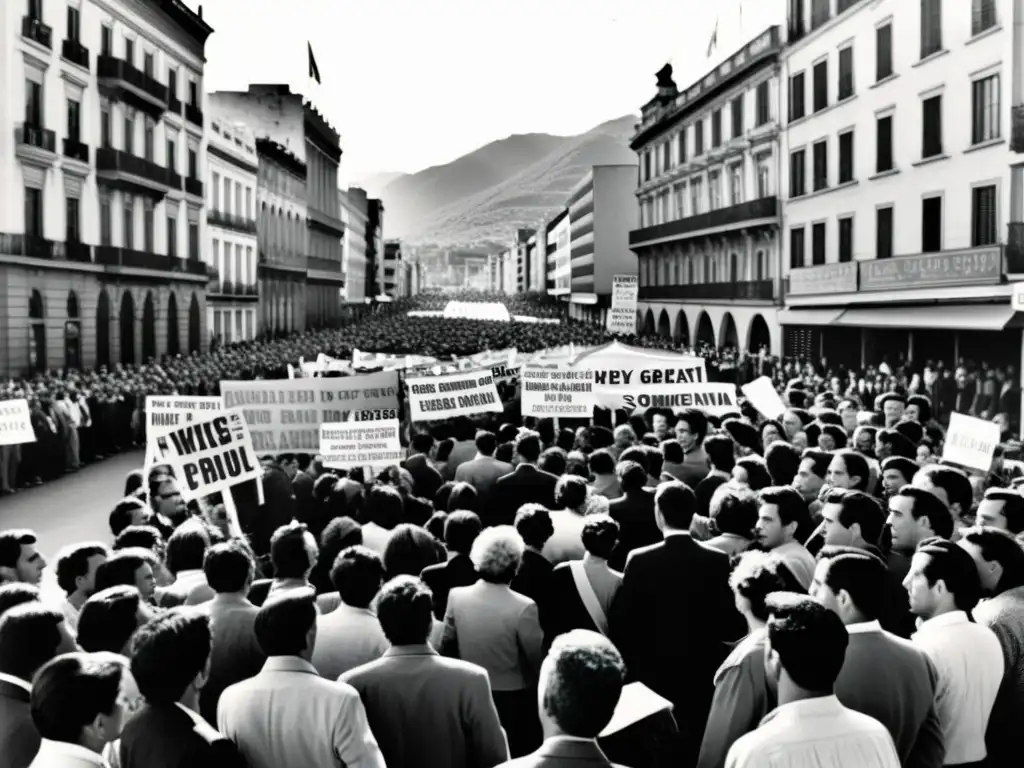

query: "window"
(212, 239), (220, 274)
(972, 185), (997, 246)
(755, 81), (770, 126)
(188, 149), (197, 179)
(123, 114), (134, 154)
(709, 171), (722, 210)
(101, 26), (111, 56)
(838, 131), (854, 183)
(25, 80), (41, 125)
(876, 115), (893, 172)
(838, 47), (854, 100)
(790, 226), (806, 269)
(211, 172), (220, 209)
(730, 164), (743, 205)
(838, 0), (859, 11)
(876, 206), (894, 259)
(812, 223), (826, 265)
(144, 204), (154, 251)
(922, 196), (942, 252)
(124, 38), (134, 66)
(167, 216), (177, 257)
(100, 104), (111, 148)
(24, 188), (42, 238)
(711, 110), (722, 148)
(813, 60), (828, 112)
(235, 182), (242, 213)
(838, 217), (854, 262)
(876, 23), (893, 81)
(789, 149), (806, 197)
(731, 95), (744, 138)
(789, 72), (806, 121)
(813, 140), (828, 191)
(922, 95), (943, 157)
(677, 131), (687, 163)
(972, 74), (1000, 144)
(245, 188), (253, 219)
(189, 80), (199, 106)
(143, 52), (154, 78)
(123, 199), (134, 249)
(67, 6), (80, 41)
(66, 198), (80, 242)
(100, 197), (112, 245)
(973, 0), (997, 35)
(166, 139), (176, 171)
(663, 141), (672, 170)
(756, 155), (771, 197)
(189, 223), (199, 260)
(920, 0), (942, 59)
(168, 68), (177, 100)
(694, 121), (705, 155)
(144, 119), (154, 161)
(66, 99), (80, 142)
(224, 179), (232, 214)
(811, 0), (830, 29)
(690, 177), (703, 215)
(643, 151), (651, 181)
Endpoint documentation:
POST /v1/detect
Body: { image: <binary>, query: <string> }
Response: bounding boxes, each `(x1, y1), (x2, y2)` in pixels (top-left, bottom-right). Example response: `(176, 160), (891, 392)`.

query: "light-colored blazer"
(498, 737), (626, 767)
(441, 581), (545, 692)
(29, 739), (108, 767)
(454, 456), (514, 497)
(341, 644), (509, 768)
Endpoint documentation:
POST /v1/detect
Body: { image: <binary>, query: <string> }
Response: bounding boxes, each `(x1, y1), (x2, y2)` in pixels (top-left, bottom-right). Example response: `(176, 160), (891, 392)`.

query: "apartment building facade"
(340, 186), (368, 304)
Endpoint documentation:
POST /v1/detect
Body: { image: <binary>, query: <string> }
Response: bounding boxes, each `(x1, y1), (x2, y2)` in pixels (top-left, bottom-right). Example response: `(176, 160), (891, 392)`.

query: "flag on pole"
(706, 18), (718, 58)
(308, 42), (321, 84)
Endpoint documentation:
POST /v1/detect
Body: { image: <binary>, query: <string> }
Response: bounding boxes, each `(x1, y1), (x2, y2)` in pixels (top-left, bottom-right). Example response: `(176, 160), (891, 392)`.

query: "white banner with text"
(320, 418), (402, 470)
(522, 365), (597, 417)
(405, 369), (503, 422)
(155, 411), (261, 501)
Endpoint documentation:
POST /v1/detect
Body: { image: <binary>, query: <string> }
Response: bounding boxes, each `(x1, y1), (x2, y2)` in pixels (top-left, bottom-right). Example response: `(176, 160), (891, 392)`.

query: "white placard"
(405, 369), (503, 422)
(146, 396), (224, 439)
(741, 376), (787, 420)
(943, 412), (1001, 472)
(522, 364), (597, 418)
(320, 418), (402, 470)
(1012, 282), (1024, 310)
(155, 411), (262, 502)
(0, 399), (35, 446)
(607, 274), (639, 335)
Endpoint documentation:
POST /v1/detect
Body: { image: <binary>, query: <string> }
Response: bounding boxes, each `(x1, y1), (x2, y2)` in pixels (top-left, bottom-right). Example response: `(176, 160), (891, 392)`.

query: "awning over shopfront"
(834, 304), (1022, 331)
(570, 293), (598, 305)
(777, 308), (844, 326)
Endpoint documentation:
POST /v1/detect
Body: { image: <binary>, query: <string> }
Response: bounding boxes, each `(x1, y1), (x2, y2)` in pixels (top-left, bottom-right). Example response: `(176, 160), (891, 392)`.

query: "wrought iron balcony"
(61, 38), (89, 69)
(97, 55), (168, 115)
(63, 138), (89, 163)
(185, 102), (204, 127)
(307, 255), (342, 273)
(168, 94), (182, 115)
(64, 241), (93, 263)
(185, 176), (203, 197)
(15, 124), (56, 153)
(96, 148), (176, 197)
(95, 245), (208, 275)
(629, 196), (779, 247)
(22, 16), (52, 48)
(207, 209), (258, 234)
(638, 280), (775, 302)
(0, 233), (94, 263)
(1012, 105), (1024, 154)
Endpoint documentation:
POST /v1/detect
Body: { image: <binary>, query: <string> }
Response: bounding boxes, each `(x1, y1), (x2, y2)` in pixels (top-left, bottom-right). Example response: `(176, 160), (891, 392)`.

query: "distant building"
(383, 240), (401, 296)
(366, 199), (383, 298)
(547, 209), (571, 297)
(340, 187), (368, 304)
(514, 229), (534, 292)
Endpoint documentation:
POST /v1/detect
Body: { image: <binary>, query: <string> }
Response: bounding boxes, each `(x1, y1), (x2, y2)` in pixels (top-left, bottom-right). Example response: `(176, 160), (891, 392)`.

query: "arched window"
(65, 291), (81, 370)
(29, 289), (46, 373)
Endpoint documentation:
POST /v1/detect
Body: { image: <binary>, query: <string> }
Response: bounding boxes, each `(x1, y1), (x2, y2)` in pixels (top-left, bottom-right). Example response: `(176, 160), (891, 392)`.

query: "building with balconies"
(0, 0), (213, 377)
(366, 199), (383, 299)
(205, 111), (258, 344)
(781, 0), (1019, 369)
(512, 229), (534, 293)
(206, 84), (345, 330)
(340, 187), (368, 305)
(631, 26), (783, 354)
(383, 240), (402, 297)
(547, 209), (571, 297)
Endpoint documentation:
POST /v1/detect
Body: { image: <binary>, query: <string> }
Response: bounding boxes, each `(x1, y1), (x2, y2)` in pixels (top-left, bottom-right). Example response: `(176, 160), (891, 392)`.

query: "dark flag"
(308, 42), (321, 84)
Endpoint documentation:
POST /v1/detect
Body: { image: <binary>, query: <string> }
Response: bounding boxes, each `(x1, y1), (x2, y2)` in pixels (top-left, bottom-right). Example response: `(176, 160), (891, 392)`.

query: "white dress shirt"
(61, 597), (82, 633)
(312, 603), (389, 680)
(218, 655), (385, 768)
(911, 609), (1004, 765)
(542, 510), (587, 566)
(28, 739), (109, 768)
(360, 522), (393, 555)
(725, 695), (900, 768)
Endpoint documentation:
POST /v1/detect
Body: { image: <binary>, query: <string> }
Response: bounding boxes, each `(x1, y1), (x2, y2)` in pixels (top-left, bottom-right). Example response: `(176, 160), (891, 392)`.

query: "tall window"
(123, 114), (134, 154)
(811, 0), (830, 29)
(711, 109), (722, 148)
(143, 52), (154, 78)
(643, 152), (651, 181)
(731, 95), (744, 138)
(972, 185), (997, 246)
(789, 226), (806, 269)
(100, 197), (112, 245)
(211, 172), (220, 209)
(789, 149), (806, 198)
(66, 6), (81, 41)
(144, 118), (154, 161)
(144, 203), (154, 251)
(101, 26), (111, 56)
(66, 99), (80, 142)
(973, 0), (997, 36)
(730, 164), (743, 205)
(188, 148), (198, 179)
(813, 60), (828, 112)
(922, 196), (942, 252)
(709, 171), (722, 210)
(124, 38), (134, 65)
(166, 139), (176, 171)
(876, 23), (893, 81)
(694, 122), (704, 155)
(225, 179), (232, 214)
(100, 104), (111, 148)
(123, 199), (134, 249)
(690, 177), (703, 215)
(189, 80), (199, 106)
(24, 188), (42, 238)
(876, 206), (894, 259)
(662, 141), (671, 171)
(838, 217), (854, 262)
(812, 222), (826, 265)
(972, 75), (1000, 144)
(876, 115), (894, 172)
(838, 131), (854, 184)
(920, 0), (942, 59)
(189, 222), (199, 260)
(922, 95), (943, 157)
(677, 131), (687, 164)
(25, 80), (42, 125)
(755, 81), (770, 125)
(235, 182), (243, 214)
(168, 68), (178, 100)
(245, 188), (253, 219)
(756, 155), (771, 197)
(838, 46), (854, 100)
(66, 198), (80, 242)
(167, 216), (177, 257)
(789, 72), (806, 121)
(813, 140), (828, 191)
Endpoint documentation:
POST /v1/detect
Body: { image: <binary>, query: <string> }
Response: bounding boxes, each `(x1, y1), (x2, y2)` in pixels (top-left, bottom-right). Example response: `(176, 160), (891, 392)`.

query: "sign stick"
(222, 489), (244, 540)
(256, 474), (265, 506)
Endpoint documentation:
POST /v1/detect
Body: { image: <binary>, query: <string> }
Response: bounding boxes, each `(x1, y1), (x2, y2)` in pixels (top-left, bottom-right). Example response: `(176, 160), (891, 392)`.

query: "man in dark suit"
(606, 462), (661, 572)
(120, 609), (246, 767)
(420, 511), (482, 619)
(491, 432), (558, 527)
(609, 481), (744, 763)
(454, 431), (514, 505)
(497, 630), (628, 768)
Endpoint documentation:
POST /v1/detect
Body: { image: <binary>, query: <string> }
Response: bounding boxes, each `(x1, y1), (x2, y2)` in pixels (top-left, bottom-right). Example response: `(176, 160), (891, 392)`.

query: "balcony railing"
(629, 196), (779, 246)
(22, 16), (52, 48)
(185, 176), (203, 197)
(61, 38), (89, 69)
(97, 147), (175, 190)
(15, 124), (57, 153)
(63, 138), (89, 163)
(97, 55), (168, 111)
(638, 280), (776, 302)
(1012, 105), (1024, 153)
(211, 280), (259, 297)
(185, 102), (203, 127)
(307, 255), (342, 272)
(0, 233), (93, 263)
(1007, 223), (1024, 273)
(168, 94), (182, 115)
(94, 245), (207, 275)
(207, 209), (258, 234)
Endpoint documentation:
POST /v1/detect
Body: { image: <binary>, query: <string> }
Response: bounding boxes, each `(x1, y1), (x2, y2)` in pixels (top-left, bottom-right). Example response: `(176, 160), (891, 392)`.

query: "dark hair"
(764, 441), (801, 487)
(539, 448), (568, 476)
(254, 590), (318, 656)
(55, 543), (108, 596)
(816, 548), (887, 620)
(109, 498), (147, 537)
(166, 526), (209, 575)
(589, 449), (615, 475)
(475, 431), (497, 457)
(819, 423), (848, 450)
(893, 420), (924, 446)
(77, 586), (144, 654)
(0, 583), (40, 620)
(514, 431), (543, 463)
(616, 460), (648, 492)
(960, 526), (1024, 592)
(555, 475), (589, 510)
(659, 439), (684, 465)
(94, 551), (150, 593)
(203, 540), (255, 593)
(645, 447), (664, 478)
(270, 522), (316, 579)
(366, 485), (405, 530)
(383, 524), (441, 579)
(655, 481), (697, 530)
(711, 490), (759, 538)
(447, 482), (478, 513)
(800, 449), (832, 480)
(824, 489), (885, 546)
(618, 446), (648, 474)
(124, 469), (145, 497)
(375, 575), (434, 646)
(130, 609), (211, 704)
(757, 486), (808, 528)
(833, 450), (870, 491)
(30, 653), (124, 742)
(703, 434), (735, 474)
(0, 529), (36, 570)
(444, 511), (482, 555)
(515, 504), (555, 549)
(113, 525), (163, 553)
(880, 456), (919, 484)
(896, 486), (954, 540)
(765, 593), (848, 692)
(877, 428), (916, 459)
(730, 551), (791, 622)
(331, 545), (385, 608)
(917, 464), (973, 514)
(581, 515), (619, 560)
(541, 631), (626, 738)
(411, 433), (434, 454)
(676, 408), (708, 445)
(916, 537), (983, 612)
(0, 603), (66, 681)
(981, 488), (1024, 535)
(425, 512), (448, 543)
(736, 456), (772, 491)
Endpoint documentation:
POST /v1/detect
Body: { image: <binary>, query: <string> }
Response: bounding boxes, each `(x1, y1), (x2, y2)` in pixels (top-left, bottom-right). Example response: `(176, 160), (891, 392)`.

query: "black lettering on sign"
(354, 408), (399, 421)
(183, 445), (257, 491)
(167, 416), (233, 456)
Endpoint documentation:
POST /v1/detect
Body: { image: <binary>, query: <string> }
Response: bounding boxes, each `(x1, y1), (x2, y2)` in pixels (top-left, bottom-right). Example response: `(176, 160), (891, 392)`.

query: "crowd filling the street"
(0, 291), (1022, 768)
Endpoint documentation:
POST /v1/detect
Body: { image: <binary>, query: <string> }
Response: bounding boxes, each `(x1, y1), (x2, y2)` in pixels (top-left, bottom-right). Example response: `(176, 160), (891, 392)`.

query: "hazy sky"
(185, 0), (782, 184)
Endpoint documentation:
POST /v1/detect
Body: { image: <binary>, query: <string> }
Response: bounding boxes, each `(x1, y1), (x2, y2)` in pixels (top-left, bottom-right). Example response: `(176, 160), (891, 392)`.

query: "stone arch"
(96, 289), (111, 367)
(657, 309), (671, 339)
(673, 309), (690, 345)
(188, 292), (201, 353)
(643, 308), (655, 336)
(167, 291), (180, 356)
(142, 291), (157, 362)
(748, 313), (771, 353)
(719, 312), (739, 350)
(119, 291), (136, 365)
(695, 310), (715, 348)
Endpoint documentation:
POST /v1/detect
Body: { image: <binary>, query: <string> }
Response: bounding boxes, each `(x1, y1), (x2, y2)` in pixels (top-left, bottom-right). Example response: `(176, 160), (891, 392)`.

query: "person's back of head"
(203, 540), (255, 595)
(555, 475), (589, 512)
(515, 504), (555, 551)
(0, 583), (40, 621)
(124, 469), (145, 498)
(446, 482), (478, 513)
(94, 550), (149, 593)
(581, 515), (619, 560)
(703, 434), (736, 474)
(514, 430), (542, 463)
(382, 524), (442, 579)
(112, 525), (163, 554)
(366, 485), (405, 530)
(617, 446), (648, 475)
(269, 521), (318, 580)
(0, 602), (72, 682)
(655, 481), (697, 531)
(254, 589), (318, 657)
(765, 593), (849, 695)
(711, 489), (759, 538)
(765, 441), (801, 487)
(834, 489), (886, 546)
(165, 526), (209, 576)
(539, 448), (568, 476)
(917, 463), (973, 515)
(539, 629), (626, 738)
(444, 511), (482, 556)
(31, 652), (126, 750)
(960, 525), (1024, 592)
(55, 542), (109, 598)
(410, 433), (434, 456)
(616, 460), (647, 493)
(77, 585), (146, 654)
(375, 575), (433, 646)
(815, 548), (888, 622)
(109, 498), (148, 538)
(130, 608), (211, 705)
(475, 430), (497, 457)
(331, 545), (385, 609)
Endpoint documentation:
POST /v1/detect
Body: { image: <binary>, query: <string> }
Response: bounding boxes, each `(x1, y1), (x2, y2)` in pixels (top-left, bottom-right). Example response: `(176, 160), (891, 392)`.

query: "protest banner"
(220, 371), (400, 454)
(146, 396), (224, 439)
(405, 369), (503, 422)
(571, 341), (709, 411)
(741, 377), (787, 420)
(943, 412), (1001, 472)
(607, 275), (639, 335)
(154, 411), (261, 502)
(522, 364), (596, 418)
(620, 382), (739, 414)
(320, 417), (402, 470)
(0, 399), (35, 446)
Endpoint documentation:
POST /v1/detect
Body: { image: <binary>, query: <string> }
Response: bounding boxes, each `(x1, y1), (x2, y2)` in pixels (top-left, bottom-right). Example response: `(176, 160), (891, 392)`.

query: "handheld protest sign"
(405, 369), (503, 422)
(522, 364), (596, 418)
(943, 412), (1001, 472)
(741, 377), (786, 420)
(320, 411), (402, 471)
(145, 396), (223, 503)
(0, 399), (35, 446)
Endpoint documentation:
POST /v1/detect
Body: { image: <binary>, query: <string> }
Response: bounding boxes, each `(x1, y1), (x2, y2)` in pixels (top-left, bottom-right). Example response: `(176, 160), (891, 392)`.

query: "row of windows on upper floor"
(210, 240), (256, 285)
(259, 162), (306, 202)
(256, 204), (306, 260)
(209, 172), (255, 222)
(638, 249), (772, 287)
(24, 0), (202, 106)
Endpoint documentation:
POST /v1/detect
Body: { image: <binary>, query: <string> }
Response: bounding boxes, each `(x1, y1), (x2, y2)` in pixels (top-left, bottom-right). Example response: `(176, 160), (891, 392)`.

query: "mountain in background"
(376, 115), (638, 247)
(351, 171), (407, 199)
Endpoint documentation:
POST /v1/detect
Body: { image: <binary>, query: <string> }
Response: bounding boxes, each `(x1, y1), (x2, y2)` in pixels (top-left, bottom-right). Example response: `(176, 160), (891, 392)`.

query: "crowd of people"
(1, 293), (1024, 768)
